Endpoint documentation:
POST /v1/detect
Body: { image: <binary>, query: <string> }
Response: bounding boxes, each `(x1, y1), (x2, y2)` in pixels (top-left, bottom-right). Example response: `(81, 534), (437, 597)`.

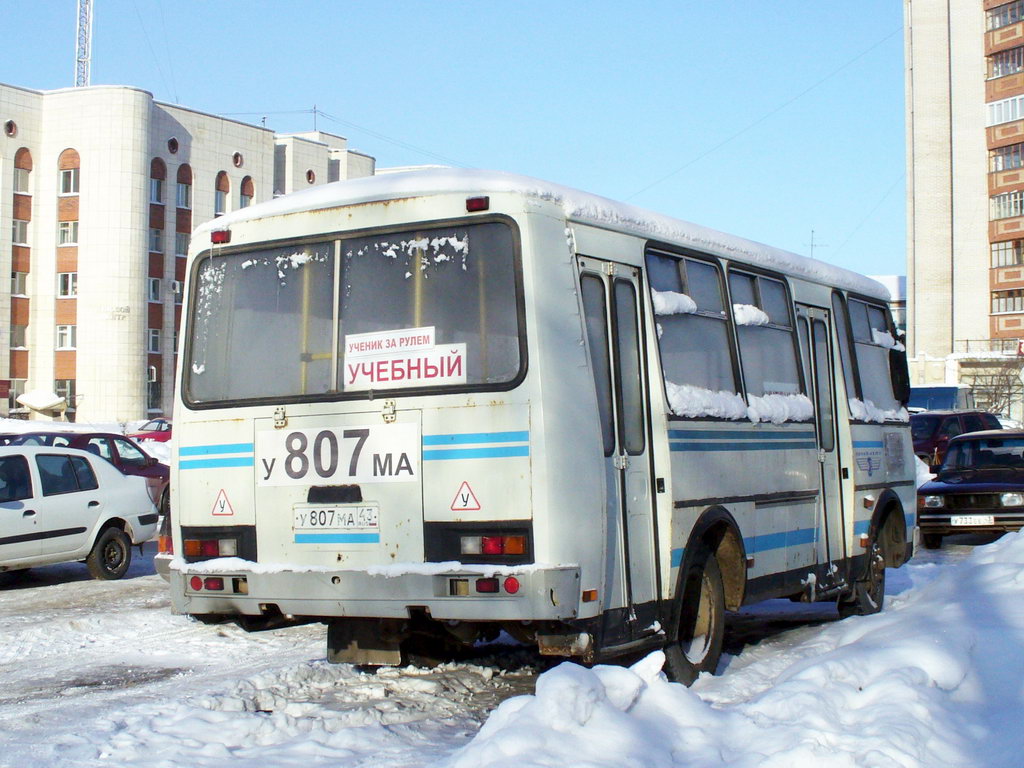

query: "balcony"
(955, 337), (1024, 354)
(988, 71), (1024, 102)
(987, 21), (1024, 55)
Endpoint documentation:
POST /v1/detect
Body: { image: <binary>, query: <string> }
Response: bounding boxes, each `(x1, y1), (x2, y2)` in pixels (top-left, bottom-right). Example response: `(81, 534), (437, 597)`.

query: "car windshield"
(942, 437), (1024, 470)
(911, 415), (940, 440)
(140, 420), (166, 431)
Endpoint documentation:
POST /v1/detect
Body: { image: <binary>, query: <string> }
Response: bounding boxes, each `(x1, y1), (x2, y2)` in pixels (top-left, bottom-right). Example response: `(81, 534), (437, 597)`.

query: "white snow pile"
(746, 392), (815, 424)
(849, 397), (910, 424)
(871, 328), (906, 352)
(732, 303), (771, 326)
(651, 290), (697, 316)
(665, 382), (814, 424)
(449, 531), (1024, 768)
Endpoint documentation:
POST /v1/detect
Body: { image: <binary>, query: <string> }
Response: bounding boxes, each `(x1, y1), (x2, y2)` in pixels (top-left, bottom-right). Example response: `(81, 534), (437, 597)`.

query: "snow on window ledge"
(747, 392), (815, 424)
(733, 303), (770, 326)
(849, 398), (909, 423)
(871, 328), (905, 351)
(652, 289), (697, 316)
(665, 381), (814, 424)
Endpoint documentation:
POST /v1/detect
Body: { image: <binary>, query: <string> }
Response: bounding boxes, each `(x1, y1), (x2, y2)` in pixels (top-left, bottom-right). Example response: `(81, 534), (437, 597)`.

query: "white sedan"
(0, 445), (158, 580)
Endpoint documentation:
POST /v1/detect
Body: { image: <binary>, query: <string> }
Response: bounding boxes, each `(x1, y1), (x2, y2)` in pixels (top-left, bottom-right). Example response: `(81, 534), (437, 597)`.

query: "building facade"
(905, 0), (1024, 418)
(1, 83), (374, 422)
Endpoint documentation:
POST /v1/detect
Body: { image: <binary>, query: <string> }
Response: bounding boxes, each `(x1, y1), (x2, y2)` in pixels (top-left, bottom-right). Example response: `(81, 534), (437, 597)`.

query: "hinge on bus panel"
(817, 449), (826, 464)
(381, 399), (397, 424)
(274, 406), (288, 429)
(613, 454), (629, 470)
(604, 262), (617, 276)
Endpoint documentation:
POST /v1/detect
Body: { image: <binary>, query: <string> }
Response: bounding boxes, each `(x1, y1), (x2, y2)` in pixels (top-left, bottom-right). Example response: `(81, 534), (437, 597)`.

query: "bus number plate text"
(257, 423), (419, 486)
(293, 504), (379, 531)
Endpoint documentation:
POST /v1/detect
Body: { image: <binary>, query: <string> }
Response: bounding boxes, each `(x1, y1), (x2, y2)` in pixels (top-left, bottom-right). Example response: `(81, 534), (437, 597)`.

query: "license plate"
(950, 514), (995, 527)
(293, 504), (379, 531)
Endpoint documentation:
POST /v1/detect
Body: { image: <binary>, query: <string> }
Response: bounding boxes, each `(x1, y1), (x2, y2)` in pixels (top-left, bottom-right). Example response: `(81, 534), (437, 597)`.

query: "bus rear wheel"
(664, 551), (725, 685)
(838, 538), (885, 618)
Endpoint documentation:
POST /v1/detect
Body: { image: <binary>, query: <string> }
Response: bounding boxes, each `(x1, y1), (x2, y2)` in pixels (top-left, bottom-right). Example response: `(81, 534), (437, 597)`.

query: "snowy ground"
(2, 531), (1022, 767)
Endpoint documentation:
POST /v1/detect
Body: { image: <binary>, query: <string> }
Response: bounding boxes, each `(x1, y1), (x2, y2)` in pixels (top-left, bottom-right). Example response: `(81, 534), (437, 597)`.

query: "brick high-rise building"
(905, 0), (1024, 417)
(1, 83), (374, 421)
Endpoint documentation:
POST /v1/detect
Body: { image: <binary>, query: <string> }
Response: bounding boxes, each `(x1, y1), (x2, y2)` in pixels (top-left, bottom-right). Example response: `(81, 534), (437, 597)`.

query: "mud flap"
(327, 618), (403, 666)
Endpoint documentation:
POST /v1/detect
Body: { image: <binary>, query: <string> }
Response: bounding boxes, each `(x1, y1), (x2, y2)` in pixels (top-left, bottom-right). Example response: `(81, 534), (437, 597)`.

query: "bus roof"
(199, 168), (889, 301)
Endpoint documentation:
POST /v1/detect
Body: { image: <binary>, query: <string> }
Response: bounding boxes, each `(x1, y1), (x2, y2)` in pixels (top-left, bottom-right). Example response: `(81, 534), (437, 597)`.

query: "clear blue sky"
(1, 1), (906, 277)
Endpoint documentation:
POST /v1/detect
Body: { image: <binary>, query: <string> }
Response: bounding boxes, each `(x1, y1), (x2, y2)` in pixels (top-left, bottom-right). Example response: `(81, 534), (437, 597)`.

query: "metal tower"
(75, 0), (93, 87)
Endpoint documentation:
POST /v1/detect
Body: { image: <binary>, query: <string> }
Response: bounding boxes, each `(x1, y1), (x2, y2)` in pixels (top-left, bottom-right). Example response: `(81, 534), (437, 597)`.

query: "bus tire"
(664, 551), (725, 685)
(838, 538), (885, 618)
(86, 527), (132, 580)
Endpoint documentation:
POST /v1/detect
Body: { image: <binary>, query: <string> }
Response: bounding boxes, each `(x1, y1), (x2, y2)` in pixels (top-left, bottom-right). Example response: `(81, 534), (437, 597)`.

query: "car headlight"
(918, 495), (945, 509)
(1001, 492), (1024, 507)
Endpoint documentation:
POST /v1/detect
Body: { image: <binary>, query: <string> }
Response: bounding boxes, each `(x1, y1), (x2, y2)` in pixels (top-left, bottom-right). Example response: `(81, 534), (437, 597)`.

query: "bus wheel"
(838, 539), (885, 618)
(922, 533), (943, 549)
(664, 551), (725, 685)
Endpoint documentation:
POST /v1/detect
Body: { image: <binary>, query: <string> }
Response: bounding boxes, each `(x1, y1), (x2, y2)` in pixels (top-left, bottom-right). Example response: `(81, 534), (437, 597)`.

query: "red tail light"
(503, 577), (520, 594)
(475, 578), (499, 593)
(203, 577), (225, 591)
(189, 576), (203, 591)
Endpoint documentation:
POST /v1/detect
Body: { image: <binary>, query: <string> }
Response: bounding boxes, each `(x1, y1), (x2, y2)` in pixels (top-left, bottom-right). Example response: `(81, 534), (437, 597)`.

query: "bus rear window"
(186, 221), (521, 404)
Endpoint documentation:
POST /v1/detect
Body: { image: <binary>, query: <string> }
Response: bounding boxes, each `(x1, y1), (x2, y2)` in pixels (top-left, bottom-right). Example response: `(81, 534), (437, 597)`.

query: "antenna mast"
(75, 0), (93, 87)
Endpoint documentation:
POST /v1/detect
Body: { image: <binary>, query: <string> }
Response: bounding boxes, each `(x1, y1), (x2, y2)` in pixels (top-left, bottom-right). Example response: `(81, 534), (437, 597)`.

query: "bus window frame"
(834, 289), (907, 419)
(181, 214), (529, 410)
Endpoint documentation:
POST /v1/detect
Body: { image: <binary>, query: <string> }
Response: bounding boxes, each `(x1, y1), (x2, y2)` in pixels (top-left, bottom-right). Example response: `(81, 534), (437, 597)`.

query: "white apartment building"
(905, 0), (1024, 417)
(1, 82), (374, 422)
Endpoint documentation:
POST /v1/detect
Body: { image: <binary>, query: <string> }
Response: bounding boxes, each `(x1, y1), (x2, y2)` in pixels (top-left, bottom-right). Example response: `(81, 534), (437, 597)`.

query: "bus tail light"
(183, 537), (238, 558)
(475, 578), (499, 593)
(503, 577), (520, 594)
(211, 229), (231, 244)
(460, 535), (527, 556)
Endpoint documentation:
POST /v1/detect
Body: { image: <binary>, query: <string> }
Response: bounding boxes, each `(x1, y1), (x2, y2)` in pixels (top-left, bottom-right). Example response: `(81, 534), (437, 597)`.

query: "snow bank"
(449, 530), (1024, 768)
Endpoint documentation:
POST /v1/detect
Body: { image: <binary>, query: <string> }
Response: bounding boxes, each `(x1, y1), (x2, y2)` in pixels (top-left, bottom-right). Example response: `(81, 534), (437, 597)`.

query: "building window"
(12, 219), (28, 245)
(148, 277), (162, 302)
(991, 190), (1024, 220)
(149, 228), (163, 253)
(990, 143), (1024, 173)
(148, 328), (161, 353)
(175, 233), (190, 256)
(240, 176), (254, 208)
(993, 289), (1024, 313)
(56, 325), (77, 350)
(240, 191), (252, 208)
(57, 220), (79, 245)
(13, 167), (30, 194)
(11, 271), (28, 295)
(10, 324), (27, 348)
(992, 240), (1024, 267)
(57, 272), (78, 297)
(176, 182), (192, 209)
(988, 95), (1024, 127)
(147, 379), (162, 412)
(59, 168), (80, 195)
(7, 379), (27, 414)
(54, 379), (77, 410)
(214, 189), (227, 217)
(989, 46), (1024, 79)
(988, 1), (1024, 30)
(150, 177), (164, 204)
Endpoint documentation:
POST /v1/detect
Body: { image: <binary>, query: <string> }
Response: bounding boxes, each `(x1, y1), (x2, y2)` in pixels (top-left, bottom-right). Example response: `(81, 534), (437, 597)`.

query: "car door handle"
(23, 509), (36, 517)
(88, 500), (100, 507)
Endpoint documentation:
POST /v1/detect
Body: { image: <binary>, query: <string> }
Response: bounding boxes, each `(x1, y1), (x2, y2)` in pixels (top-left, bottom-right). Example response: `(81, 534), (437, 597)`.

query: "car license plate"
(293, 504), (379, 531)
(950, 514), (995, 527)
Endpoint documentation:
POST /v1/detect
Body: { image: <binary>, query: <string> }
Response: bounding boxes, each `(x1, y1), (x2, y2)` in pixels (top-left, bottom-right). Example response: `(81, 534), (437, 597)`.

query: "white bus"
(169, 170), (915, 683)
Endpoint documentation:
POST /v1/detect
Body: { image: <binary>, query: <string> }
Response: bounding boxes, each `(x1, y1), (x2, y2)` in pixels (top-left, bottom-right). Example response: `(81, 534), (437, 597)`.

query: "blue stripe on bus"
(853, 441), (884, 448)
(854, 520), (871, 536)
(670, 441), (818, 452)
(180, 457), (255, 470)
(294, 533), (381, 544)
(423, 446), (530, 461)
(179, 443), (255, 457)
(423, 431), (529, 446)
(668, 429), (815, 441)
(671, 548), (685, 568)
(743, 527), (817, 553)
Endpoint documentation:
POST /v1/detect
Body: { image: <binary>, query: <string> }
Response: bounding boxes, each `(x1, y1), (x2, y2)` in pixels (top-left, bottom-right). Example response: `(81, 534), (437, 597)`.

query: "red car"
(8, 431), (169, 515)
(128, 418), (172, 443)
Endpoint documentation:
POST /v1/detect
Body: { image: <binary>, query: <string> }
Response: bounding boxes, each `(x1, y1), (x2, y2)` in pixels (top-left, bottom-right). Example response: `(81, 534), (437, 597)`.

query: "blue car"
(917, 429), (1024, 548)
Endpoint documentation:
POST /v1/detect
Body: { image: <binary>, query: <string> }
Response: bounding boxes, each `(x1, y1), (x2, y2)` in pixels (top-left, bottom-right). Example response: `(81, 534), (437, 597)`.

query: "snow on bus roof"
(200, 169), (889, 300)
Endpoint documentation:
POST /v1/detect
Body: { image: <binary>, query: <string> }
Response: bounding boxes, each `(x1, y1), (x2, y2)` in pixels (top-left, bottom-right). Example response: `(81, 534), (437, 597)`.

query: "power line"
(625, 26), (902, 201)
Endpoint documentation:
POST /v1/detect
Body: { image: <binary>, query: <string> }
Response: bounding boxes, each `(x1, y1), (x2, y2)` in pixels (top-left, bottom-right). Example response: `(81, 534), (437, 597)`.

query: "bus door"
(797, 305), (847, 580)
(578, 257), (658, 636)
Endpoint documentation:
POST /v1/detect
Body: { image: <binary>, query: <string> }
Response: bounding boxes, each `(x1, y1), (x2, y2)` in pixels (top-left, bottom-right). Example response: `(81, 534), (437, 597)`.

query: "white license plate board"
(292, 504), (380, 545)
(257, 423), (419, 486)
(950, 514), (995, 527)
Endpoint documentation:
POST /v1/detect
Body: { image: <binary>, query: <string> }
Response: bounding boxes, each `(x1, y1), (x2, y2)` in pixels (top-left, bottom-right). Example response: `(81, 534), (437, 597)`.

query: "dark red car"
(8, 431), (169, 514)
(127, 418), (172, 443)
(910, 410), (1002, 469)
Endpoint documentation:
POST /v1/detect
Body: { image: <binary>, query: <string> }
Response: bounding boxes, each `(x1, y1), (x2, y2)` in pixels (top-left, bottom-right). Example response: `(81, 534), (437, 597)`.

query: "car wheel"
(922, 533), (943, 549)
(663, 549), (725, 685)
(159, 488), (170, 517)
(838, 538), (886, 618)
(86, 527), (132, 580)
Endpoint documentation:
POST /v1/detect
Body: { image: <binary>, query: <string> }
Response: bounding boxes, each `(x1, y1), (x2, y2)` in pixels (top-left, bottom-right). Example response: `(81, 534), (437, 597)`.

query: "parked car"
(910, 410), (1003, 468)
(127, 418), (172, 443)
(0, 446), (159, 579)
(8, 432), (169, 515)
(918, 429), (1024, 549)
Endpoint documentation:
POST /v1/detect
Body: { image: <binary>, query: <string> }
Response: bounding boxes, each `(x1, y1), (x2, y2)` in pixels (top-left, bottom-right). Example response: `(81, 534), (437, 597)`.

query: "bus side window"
(848, 298), (902, 414)
(831, 292), (859, 400)
(581, 274), (615, 456)
(728, 271), (802, 399)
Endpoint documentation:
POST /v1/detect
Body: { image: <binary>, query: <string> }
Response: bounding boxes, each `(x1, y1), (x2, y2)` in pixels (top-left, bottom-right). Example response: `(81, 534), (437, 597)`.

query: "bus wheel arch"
(871, 491), (909, 569)
(663, 506), (746, 685)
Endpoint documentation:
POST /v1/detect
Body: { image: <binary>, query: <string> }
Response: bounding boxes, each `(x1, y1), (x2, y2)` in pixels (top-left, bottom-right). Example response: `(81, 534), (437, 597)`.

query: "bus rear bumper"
(169, 560), (582, 622)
